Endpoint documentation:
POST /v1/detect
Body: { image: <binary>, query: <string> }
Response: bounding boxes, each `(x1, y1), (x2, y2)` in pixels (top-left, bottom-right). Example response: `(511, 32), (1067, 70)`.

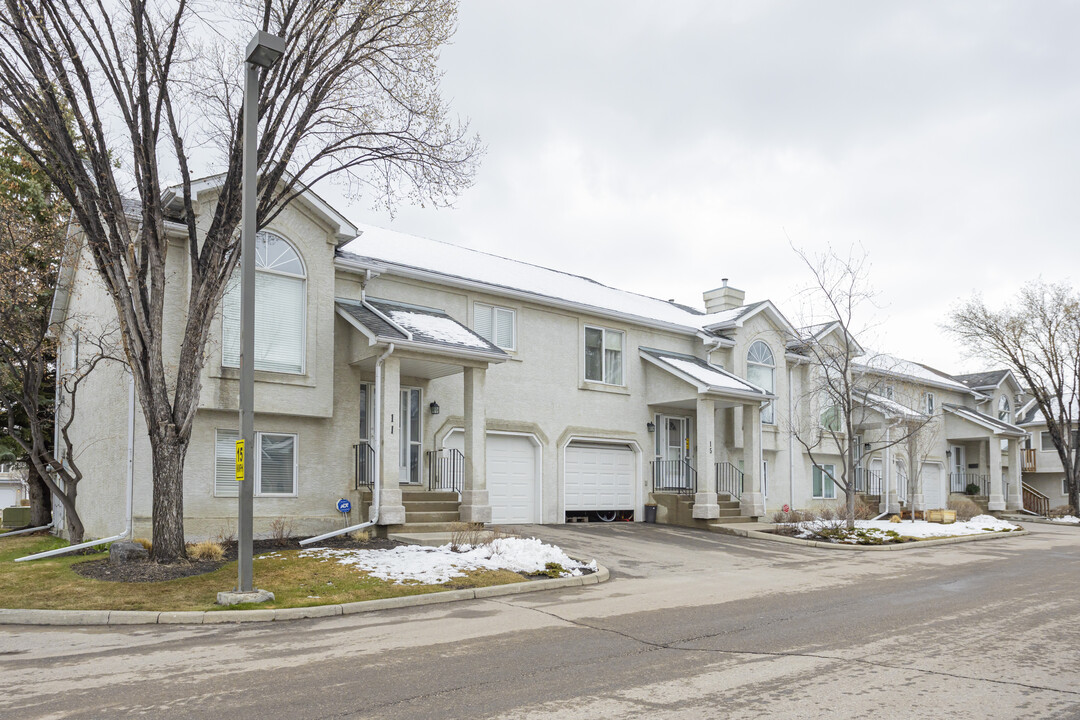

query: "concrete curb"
(709, 524), (1030, 551)
(1000, 515), (1078, 527)
(0, 565), (610, 627)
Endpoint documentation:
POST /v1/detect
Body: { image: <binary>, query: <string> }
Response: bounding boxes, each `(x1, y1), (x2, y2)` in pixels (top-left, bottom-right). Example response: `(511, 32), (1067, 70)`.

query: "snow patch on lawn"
(298, 537), (596, 585)
(794, 514), (1019, 543)
(1051, 515), (1080, 524)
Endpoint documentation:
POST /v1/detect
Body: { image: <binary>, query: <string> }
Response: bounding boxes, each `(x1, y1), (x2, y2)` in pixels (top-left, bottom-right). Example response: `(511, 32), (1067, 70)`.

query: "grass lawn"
(0, 535), (526, 612)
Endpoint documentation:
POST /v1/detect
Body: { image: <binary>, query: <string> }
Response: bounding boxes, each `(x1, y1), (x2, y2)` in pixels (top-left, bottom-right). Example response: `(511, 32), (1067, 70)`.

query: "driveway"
(4, 522), (1080, 719)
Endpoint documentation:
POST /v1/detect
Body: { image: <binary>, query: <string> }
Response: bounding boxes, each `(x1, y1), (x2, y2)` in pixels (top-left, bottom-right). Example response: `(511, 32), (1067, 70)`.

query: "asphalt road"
(4, 522), (1080, 719)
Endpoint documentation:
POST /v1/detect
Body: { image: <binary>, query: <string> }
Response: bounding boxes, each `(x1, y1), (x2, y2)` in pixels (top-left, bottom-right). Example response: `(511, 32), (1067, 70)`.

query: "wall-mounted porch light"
(863, 443), (871, 452)
(646, 422), (656, 433)
(946, 449), (952, 457)
(429, 401), (440, 415)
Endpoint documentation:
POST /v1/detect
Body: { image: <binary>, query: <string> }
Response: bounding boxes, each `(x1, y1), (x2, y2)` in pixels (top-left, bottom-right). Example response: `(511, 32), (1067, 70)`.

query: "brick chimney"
(703, 279), (745, 313)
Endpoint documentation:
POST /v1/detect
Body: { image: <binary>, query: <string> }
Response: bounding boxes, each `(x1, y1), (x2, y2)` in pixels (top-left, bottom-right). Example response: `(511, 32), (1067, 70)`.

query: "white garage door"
(923, 463), (945, 509)
(0, 486), (17, 508)
(565, 443), (635, 511)
(446, 432), (538, 524)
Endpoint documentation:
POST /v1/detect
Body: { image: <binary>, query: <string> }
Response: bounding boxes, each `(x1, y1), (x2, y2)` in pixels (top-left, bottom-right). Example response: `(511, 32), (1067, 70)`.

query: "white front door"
(399, 387), (422, 484)
(950, 445), (966, 491)
(658, 416), (691, 489)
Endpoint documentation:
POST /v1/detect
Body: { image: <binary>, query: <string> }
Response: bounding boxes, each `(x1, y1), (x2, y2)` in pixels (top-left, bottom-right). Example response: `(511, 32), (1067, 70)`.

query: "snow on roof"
(854, 352), (973, 393)
(384, 308), (492, 350)
(338, 224), (742, 332)
(640, 348), (770, 397)
(856, 391), (927, 421)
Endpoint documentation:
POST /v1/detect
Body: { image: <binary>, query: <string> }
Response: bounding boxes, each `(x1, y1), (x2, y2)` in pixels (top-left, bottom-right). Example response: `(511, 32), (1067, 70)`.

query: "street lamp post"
(235, 30), (285, 598)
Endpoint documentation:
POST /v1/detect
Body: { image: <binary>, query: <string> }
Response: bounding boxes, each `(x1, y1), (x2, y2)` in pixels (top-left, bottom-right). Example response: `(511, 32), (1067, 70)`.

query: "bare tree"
(788, 245), (933, 527)
(0, 0), (481, 559)
(948, 282), (1080, 512)
(900, 409), (940, 521)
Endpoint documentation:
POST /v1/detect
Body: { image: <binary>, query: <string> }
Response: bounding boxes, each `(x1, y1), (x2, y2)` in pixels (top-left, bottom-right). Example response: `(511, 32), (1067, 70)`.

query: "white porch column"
(377, 356), (406, 525)
(692, 397), (719, 519)
(459, 366), (491, 523)
(988, 437), (1006, 511)
(1007, 438), (1022, 510)
(740, 403), (765, 517)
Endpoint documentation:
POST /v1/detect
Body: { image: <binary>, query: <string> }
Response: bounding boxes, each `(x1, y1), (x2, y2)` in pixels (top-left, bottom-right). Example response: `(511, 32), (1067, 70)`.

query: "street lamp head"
(245, 30), (286, 69)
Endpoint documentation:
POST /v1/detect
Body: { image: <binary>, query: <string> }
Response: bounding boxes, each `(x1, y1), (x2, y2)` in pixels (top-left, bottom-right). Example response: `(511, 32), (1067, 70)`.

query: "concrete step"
(718, 501), (741, 510)
(384, 521), (464, 534)
(404, 511), (461, 523)
(717, 508), (743, 518)
(403, 500), (461, 512)
(709, 516), (756, 525)
(400, 490), (459, 502)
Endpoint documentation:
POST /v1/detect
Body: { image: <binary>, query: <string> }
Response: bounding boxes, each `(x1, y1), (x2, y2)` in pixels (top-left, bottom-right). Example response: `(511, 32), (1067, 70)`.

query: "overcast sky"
(316, 0), (1080, 373)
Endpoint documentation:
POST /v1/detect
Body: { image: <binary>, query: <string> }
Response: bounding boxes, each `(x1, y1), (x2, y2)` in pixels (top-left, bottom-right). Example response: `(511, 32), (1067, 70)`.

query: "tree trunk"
(1069, 470), (1079, 515)
(26, 462), (51, 527)
(150, 434), (188, 561)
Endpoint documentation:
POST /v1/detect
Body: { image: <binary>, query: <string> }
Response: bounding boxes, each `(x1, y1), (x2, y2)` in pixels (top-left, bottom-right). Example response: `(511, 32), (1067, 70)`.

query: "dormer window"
(998, 395), (1011, 423)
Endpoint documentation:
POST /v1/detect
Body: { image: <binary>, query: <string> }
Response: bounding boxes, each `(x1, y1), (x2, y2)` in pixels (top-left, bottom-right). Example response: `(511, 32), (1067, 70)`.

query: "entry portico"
(336, 297), (508, 525)
(942, 403), (1027, 511)
(640, 348), (774, 518)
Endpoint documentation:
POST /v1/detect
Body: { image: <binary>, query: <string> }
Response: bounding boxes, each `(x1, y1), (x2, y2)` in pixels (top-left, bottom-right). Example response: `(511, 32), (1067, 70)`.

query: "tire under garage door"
(446, 432), (538, 524)
(564, 443), (635, 512)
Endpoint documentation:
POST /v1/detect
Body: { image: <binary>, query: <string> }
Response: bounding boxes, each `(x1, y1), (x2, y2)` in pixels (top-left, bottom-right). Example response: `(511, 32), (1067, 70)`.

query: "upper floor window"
(474, 303), (515, 350)
(883, 385), (894, 400)
(584, 326), (624, 385)
(925, 392), (935, 414)
(222, 232), (306, 374)
(998, 395), (1011, 423)
(746, 341), (775, 423)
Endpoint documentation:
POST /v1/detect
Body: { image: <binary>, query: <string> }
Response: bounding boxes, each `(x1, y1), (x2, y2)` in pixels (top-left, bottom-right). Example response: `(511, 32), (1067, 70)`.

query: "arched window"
(998, 395), (1011, 423)
(746, 340), (775, 423)
(222, 231), (306, 374)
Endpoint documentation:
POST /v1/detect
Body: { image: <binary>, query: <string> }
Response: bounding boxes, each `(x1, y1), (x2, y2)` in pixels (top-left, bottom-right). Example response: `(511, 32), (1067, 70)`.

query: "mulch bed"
(72, 535), (405, 583)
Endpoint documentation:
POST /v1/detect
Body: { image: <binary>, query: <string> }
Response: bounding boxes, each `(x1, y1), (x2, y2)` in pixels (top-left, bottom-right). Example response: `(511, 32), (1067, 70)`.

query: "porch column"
(988, 436), (1006, 511)
(459, 366), (491, 523)
(692, 397), (719, 519)
(376, 356), (406, 525)
(1007, 438), (1022, 510)
(740, 402), (765, 517)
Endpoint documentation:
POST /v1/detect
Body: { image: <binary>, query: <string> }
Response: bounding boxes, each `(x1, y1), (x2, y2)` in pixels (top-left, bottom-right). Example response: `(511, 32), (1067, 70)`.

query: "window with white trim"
(222, 231), (306, 374)
(746, 341), (775, 424)
(812, 464), (836, 499)
(214, 429), (297, 497)
(1042, 429), (1080, 452)
(584, 326), (624, 385)
(883, 385), (894, 400)
(998, 395), (1011, 423)
(474, 303), (515, 350)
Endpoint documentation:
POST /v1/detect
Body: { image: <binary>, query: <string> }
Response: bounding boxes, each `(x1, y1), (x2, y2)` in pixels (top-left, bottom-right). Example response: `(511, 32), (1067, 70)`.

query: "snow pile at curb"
(794, 514), (1020, 542)
(298, 537), (596, 585)
(1051, 515), (1080, 524)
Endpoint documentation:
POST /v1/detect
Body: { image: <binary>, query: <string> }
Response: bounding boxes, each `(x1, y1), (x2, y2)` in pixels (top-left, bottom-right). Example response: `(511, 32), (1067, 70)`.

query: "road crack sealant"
(493, 599), (1080, 700)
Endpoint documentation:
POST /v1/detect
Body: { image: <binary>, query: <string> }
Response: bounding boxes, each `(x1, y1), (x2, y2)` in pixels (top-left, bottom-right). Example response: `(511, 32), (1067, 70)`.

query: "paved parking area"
(4, 522), (1080, 719)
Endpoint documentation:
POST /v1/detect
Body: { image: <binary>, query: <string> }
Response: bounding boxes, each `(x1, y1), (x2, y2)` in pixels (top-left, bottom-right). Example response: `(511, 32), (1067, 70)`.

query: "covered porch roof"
(942, 403), (1027, 440)
(336, 297), (508, 379)
(853, 389), (928, 427)
(640, 347), (773, 410)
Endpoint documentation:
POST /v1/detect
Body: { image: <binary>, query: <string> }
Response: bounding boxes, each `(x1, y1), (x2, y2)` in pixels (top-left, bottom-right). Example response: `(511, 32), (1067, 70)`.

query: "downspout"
(788, 363), (795, 511)
(18, 373), (136, 561)
(301, 343), (395, 545)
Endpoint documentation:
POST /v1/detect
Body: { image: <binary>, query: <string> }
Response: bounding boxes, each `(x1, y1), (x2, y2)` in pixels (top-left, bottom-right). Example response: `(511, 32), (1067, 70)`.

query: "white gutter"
(18, 374), (136, 561)
(301, 343), (395, 545)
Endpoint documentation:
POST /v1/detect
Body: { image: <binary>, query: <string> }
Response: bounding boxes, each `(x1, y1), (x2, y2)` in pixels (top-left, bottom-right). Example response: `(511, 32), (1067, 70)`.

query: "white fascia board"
(361, 300), (413, 340)
(696, 331), (735, 349)
(334, 305), (379, 344)
(639, 352), (775, 402)
(373, 336), (509, 364)
(944, 405), (1026, 437)
(854, 365), (978, 397)
(335, 256), (705, 338)
(639, 352), (709, 394)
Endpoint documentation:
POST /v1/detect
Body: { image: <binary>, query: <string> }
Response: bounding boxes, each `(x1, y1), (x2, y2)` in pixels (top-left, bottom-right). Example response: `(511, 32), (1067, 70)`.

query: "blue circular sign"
(337, 498), (352, 514)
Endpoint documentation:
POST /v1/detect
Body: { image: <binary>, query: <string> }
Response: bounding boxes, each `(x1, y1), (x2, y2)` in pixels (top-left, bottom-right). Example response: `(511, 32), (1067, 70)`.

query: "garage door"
(446, 433), (538, 524)
(0, 486), (17, 508)
(564, 443), (635, 511)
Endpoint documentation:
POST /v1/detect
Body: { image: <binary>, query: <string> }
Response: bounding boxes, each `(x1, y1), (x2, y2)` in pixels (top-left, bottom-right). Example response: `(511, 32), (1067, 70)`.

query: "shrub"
(133, 537), (153, 552)
(215, 524), (236, 545)
(965, 483), (981, 496)
(537, 562), (567, 578)
(449, 522), (486, 551)
(188, 540), (225, 561)
(268, 517), (294, 545)
(349, 528), (372, 542)
(947, 496), (982, 522)
(1049, 505), (1075, 518)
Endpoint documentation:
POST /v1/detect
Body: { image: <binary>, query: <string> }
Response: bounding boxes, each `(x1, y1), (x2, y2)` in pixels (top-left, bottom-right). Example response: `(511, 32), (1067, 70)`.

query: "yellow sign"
(235, 439), (245, 481)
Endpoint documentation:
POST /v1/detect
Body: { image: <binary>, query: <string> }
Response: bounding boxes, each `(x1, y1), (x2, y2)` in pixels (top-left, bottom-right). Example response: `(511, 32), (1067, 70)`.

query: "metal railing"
(1022, 448), (1037, 473)
(652, 459), (697, 495)
(1022, 481), (1050, 517)
(354, 442), (375, 489)
(428, 448), (464, 495)
(853, 467), (883, 496)
(950, 472), (990, 496)
(716, 461), (744, 499)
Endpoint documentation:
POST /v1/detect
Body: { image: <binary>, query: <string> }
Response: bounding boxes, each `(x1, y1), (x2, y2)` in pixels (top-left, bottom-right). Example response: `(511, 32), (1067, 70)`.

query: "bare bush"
(947, 496), (983, 522)
(267, 517), (294, 546)
(449, 522), (486, 551)
(187, 540), (225, 561)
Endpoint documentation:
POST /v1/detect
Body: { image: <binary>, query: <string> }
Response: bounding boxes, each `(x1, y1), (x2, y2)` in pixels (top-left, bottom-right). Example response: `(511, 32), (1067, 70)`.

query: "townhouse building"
(51, 182), (1033, 540)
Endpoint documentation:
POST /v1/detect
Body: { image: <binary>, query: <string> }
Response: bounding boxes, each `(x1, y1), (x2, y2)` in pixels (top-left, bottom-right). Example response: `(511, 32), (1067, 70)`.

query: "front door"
(399, 387), (421, 484)
(950, 445), (966, 491)
(660, 416), (691, 489)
